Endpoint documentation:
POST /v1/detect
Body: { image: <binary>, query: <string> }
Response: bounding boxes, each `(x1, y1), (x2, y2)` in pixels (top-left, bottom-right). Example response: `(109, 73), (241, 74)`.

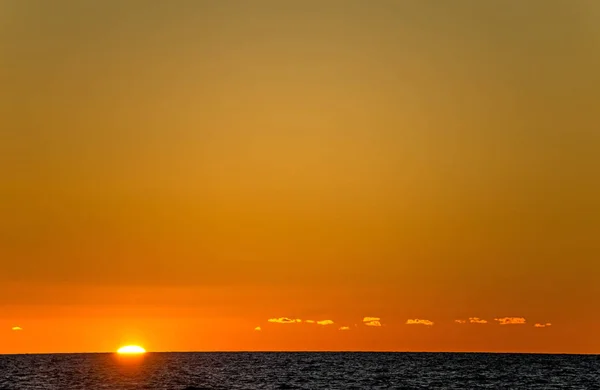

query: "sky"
(1, 0), (599, 354)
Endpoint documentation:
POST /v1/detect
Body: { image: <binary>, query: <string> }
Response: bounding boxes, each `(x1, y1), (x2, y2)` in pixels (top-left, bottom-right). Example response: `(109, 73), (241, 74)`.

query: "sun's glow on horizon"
(117, 345), (146, 354)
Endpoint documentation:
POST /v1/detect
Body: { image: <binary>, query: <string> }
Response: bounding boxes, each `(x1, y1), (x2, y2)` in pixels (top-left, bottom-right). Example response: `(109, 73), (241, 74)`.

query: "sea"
(0, 352), (598, 389)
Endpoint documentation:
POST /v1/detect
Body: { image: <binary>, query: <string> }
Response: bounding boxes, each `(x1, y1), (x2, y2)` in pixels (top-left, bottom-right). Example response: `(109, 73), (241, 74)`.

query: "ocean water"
(0, 352), (598, 389)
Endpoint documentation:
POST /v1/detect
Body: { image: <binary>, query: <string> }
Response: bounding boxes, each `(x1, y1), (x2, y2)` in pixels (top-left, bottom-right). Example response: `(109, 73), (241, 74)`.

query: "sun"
(117, 345), (146, 354)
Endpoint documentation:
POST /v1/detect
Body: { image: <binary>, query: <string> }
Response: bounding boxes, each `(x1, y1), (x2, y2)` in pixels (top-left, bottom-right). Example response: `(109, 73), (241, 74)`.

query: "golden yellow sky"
(1, 0), (599, 354)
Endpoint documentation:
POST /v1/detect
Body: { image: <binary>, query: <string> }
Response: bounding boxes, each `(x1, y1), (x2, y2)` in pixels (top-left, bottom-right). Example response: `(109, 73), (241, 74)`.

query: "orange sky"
(1, 0), (599, 354)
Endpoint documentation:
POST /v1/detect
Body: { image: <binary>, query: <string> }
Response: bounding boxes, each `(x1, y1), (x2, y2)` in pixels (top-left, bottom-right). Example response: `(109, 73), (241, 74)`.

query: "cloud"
(11, 326), (22, 331)
(266, 318), (335, 325)
(534, 323), (552, 328)
(254, 326), (261, 331)
(316, 320), (334, 326)
(495, 317), (526, 325)
(339, 326), (350, 331)
(406, 319), (434, 326)
(363, 317), (382, 326)
(454, 319), (466, 324)
(469, 317), (488, 324)
(268, 317), (300, 324)
(363, 317), (380, 322)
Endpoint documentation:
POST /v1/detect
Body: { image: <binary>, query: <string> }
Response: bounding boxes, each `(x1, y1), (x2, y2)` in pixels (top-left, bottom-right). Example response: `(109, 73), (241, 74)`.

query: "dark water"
(1, 352), (598, 389)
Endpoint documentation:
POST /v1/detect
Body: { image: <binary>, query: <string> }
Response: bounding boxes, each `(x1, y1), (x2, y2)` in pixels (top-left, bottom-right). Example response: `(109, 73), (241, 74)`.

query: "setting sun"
(117, 345), (146, 354)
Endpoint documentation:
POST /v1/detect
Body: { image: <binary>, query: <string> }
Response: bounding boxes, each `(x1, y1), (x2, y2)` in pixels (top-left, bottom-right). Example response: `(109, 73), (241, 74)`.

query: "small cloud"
(268, 317), (300, 324)
(455, 319), (467, 324)
(295, 319), (302, 323)
(406, 319), (434, 326)
(534, 323), (552, 328)
(305, 320), (315, 324)
(495, 317), (526, 325)
(469, 317), (488, 324)
(254, 326), (261, 331)
(316, 320), (334, 326)
(363, 317), (380, 322)
(339, 326), (350, 331)
(12, 326), (22, 331)
(363, 317), (382, 326)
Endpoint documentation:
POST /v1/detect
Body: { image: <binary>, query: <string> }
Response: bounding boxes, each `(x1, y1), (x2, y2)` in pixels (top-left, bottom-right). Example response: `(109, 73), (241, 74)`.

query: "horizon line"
(1, 350), (597, 356)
